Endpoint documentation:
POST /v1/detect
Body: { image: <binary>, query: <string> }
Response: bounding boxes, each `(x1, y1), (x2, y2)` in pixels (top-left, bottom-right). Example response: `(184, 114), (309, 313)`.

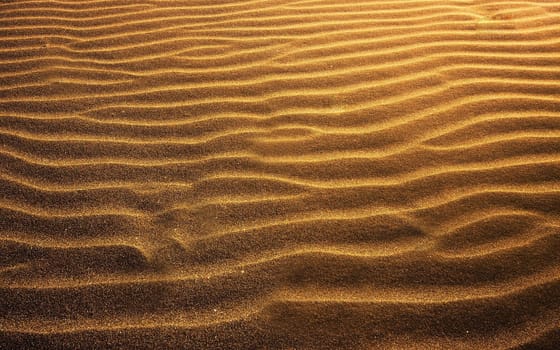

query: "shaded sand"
(1, 0), (560, 349)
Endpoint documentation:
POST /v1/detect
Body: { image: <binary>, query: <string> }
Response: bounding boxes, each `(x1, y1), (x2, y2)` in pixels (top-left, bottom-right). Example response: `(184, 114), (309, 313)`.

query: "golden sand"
(1, 0), (560, 348)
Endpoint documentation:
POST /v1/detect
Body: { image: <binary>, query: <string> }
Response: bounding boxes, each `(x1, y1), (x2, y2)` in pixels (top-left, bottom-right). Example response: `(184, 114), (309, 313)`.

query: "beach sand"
(1, 0), (560, 348)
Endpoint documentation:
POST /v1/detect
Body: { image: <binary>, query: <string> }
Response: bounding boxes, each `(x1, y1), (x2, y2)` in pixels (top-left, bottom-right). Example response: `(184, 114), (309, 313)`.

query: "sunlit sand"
(1, 0), (560, 348)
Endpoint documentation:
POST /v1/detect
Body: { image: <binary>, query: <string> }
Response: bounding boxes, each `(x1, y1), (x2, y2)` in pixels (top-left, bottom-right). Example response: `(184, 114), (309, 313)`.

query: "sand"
(1, 0), (560, 349)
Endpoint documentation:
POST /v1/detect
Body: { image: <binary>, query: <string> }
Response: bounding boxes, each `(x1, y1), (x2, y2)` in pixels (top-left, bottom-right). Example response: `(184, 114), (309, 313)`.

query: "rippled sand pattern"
(1, 0), (560, 349)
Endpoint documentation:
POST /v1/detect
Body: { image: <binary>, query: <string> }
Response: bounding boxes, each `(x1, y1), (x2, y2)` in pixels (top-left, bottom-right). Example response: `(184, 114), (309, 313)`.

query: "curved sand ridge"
(1, 0), (560, 349)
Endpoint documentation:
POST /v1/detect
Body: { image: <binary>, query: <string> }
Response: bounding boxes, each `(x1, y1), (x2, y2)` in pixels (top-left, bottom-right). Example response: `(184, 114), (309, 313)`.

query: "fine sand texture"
(1, 0), (560, 349)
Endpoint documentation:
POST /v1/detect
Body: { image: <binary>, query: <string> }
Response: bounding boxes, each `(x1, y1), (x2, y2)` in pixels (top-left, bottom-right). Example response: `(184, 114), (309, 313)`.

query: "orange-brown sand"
(1, 0), (560, 349)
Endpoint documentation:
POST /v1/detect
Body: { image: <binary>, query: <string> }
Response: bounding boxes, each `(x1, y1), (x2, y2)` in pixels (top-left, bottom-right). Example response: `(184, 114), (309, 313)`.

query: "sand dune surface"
(1, 0), (560, 349)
